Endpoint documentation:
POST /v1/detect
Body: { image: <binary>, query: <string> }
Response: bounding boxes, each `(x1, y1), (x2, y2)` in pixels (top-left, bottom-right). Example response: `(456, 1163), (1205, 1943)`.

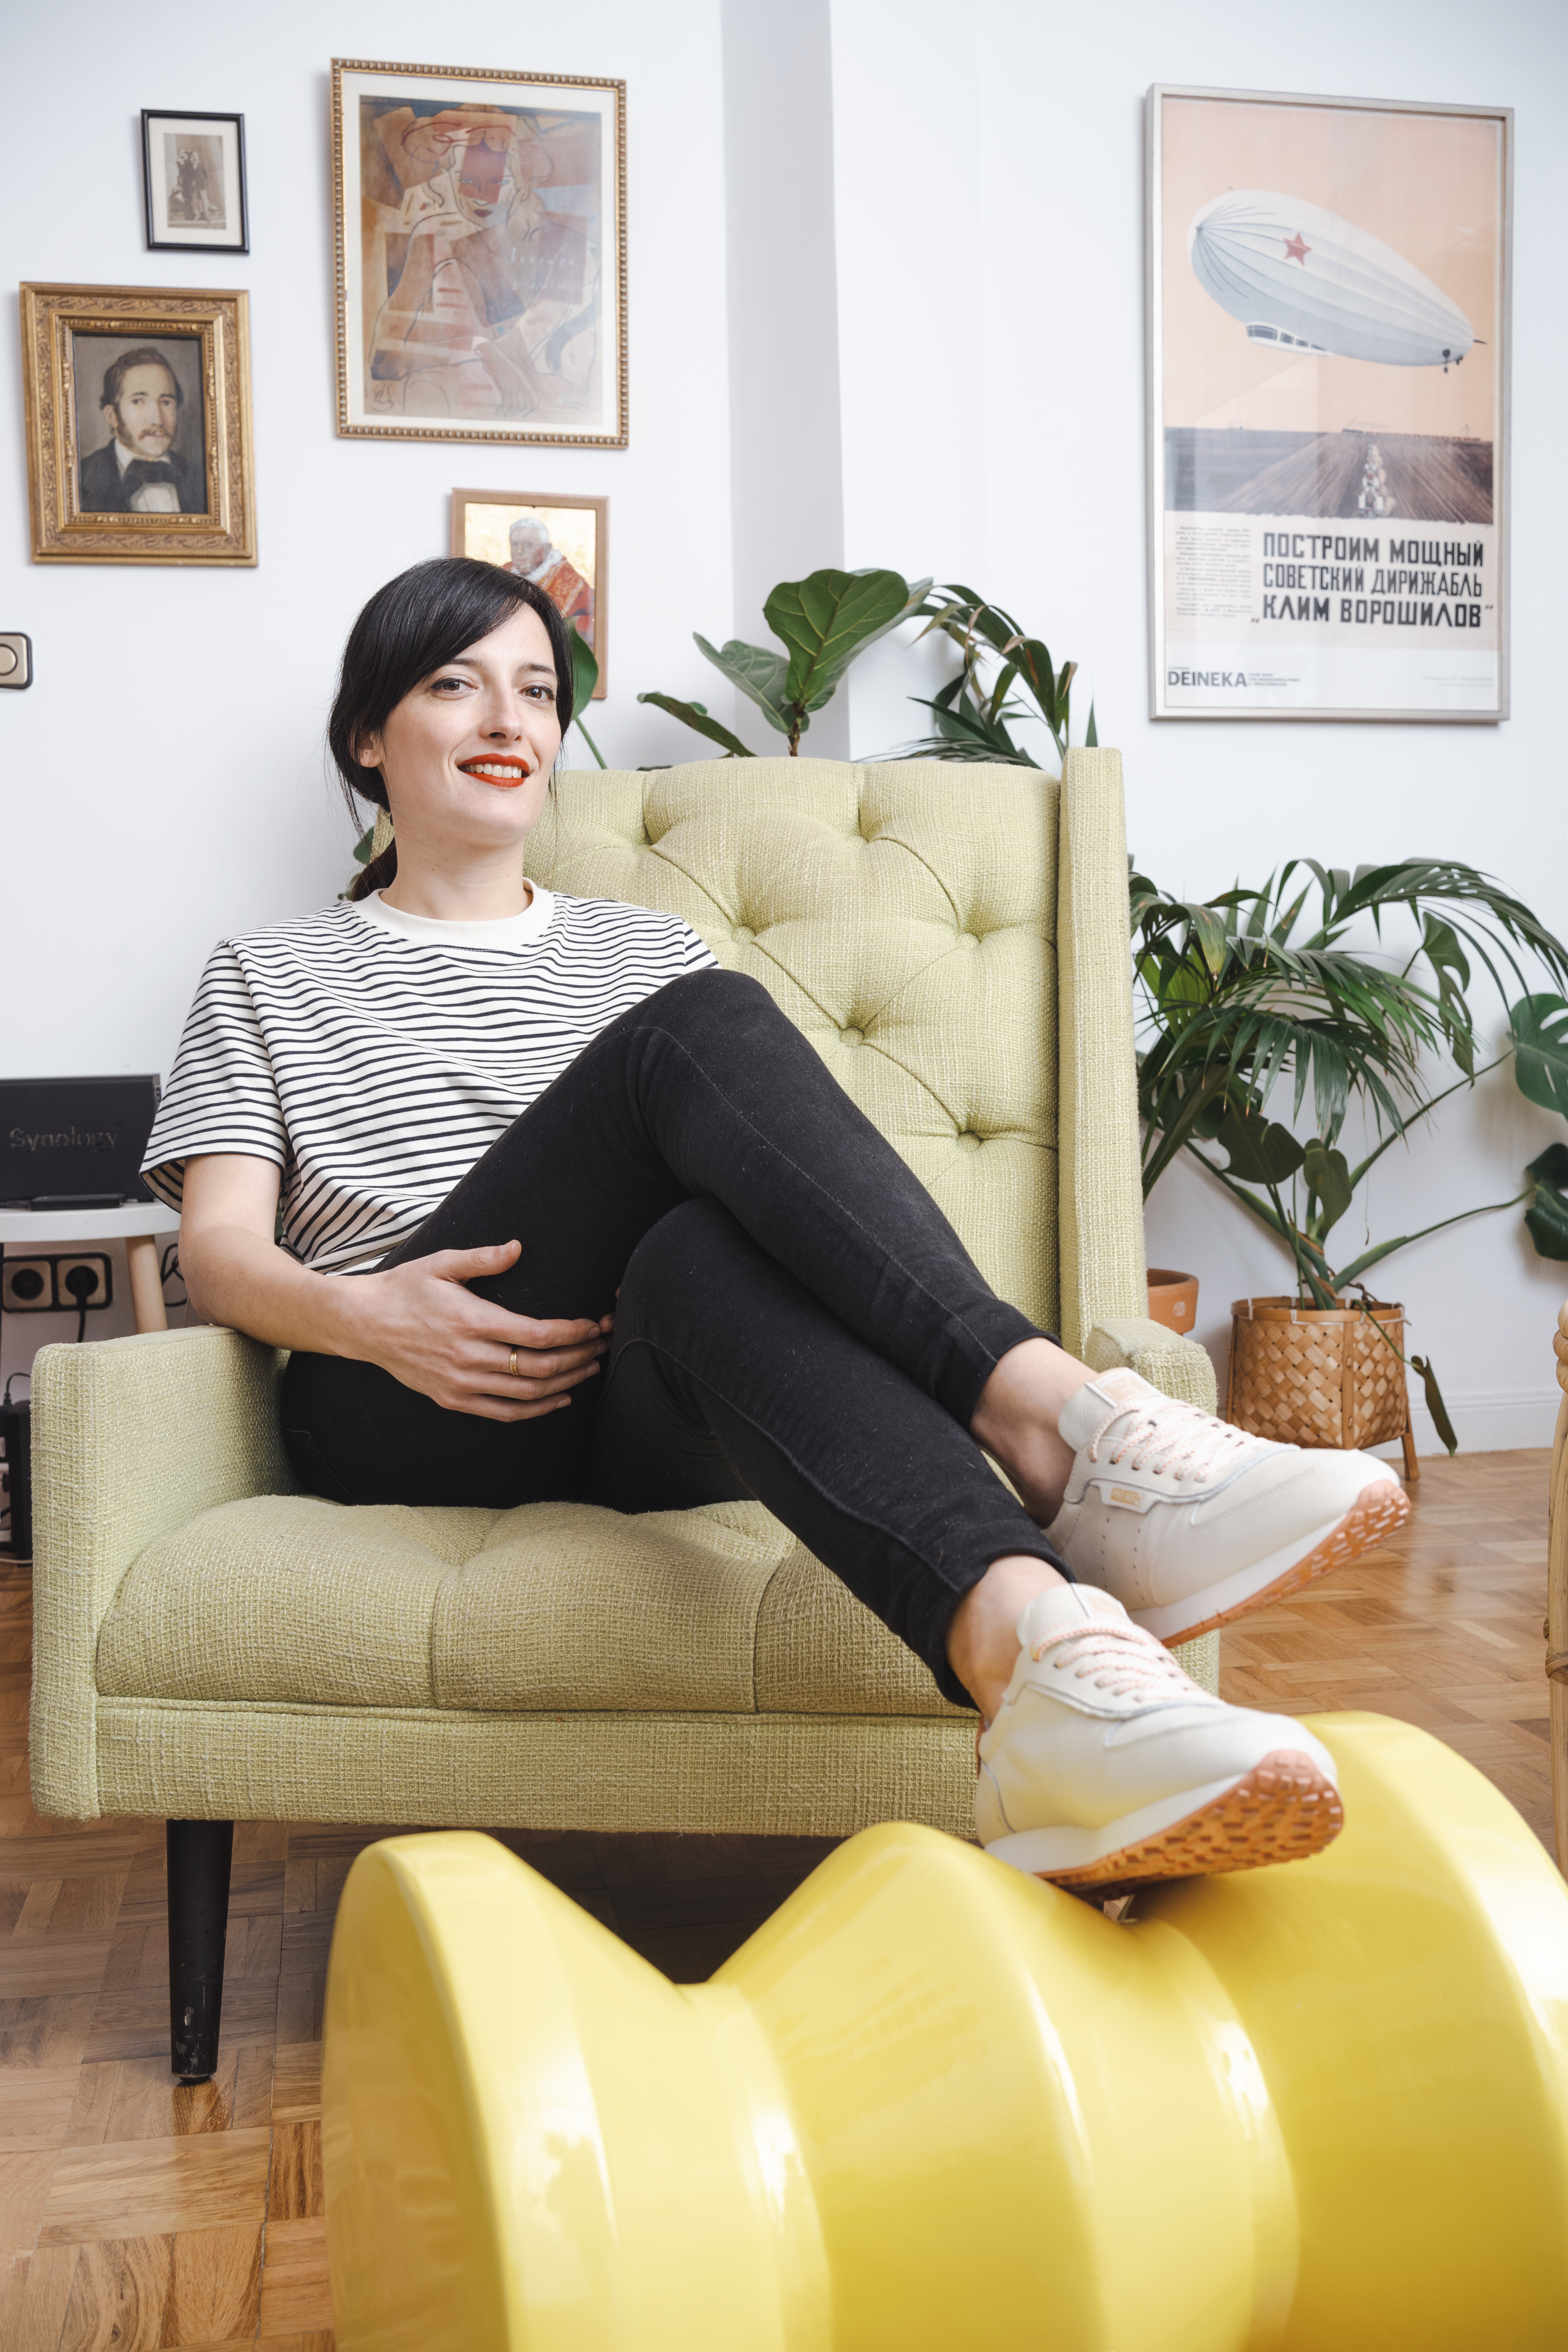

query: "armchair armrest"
(30, 1325), (291, 1818)
(1085, 1317), (1218, 1414)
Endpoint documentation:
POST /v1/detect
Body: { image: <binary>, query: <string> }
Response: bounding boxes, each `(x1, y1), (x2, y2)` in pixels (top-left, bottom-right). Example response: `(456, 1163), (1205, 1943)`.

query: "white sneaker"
(1046, 1369), (1410, 1643)
(976, 1584), (1343, 1893)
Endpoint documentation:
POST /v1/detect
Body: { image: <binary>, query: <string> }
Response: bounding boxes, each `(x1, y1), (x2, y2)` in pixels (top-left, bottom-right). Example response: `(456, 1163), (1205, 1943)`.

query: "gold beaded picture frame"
(332, 57), (628, 449)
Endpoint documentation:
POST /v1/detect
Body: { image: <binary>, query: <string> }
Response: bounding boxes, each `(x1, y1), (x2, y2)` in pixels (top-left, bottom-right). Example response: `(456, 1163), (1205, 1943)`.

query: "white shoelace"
(1029, 1617), (1217, 1704)
(1087, 1388), (1262, 1486)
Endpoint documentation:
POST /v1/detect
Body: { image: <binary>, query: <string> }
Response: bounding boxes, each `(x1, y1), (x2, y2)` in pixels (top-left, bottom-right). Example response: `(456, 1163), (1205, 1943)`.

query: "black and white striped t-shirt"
(142, 888), (717, 1272)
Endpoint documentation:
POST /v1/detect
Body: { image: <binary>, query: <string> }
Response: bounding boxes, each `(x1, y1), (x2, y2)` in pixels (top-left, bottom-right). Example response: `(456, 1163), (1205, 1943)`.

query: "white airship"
(1188, 191), (1475, 368)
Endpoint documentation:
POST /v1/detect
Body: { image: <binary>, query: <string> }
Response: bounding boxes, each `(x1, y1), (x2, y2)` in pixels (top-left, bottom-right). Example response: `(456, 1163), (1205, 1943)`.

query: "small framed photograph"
(332, 57), (627, 448)
(1148, 85), (1511, 723)
(21, 284), (257, 566)
(452, 489), (607, 695)
(142, 111), (249, 253)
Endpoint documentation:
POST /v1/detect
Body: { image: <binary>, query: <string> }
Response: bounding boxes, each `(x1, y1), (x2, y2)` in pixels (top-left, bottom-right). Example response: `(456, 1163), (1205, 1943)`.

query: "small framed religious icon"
(142, 112), (250, 254)
(452, 489), (607, 694)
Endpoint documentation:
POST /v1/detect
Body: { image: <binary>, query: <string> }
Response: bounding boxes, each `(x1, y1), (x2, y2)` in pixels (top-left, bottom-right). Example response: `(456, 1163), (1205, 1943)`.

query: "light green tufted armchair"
(29, 750), (1216, 2076)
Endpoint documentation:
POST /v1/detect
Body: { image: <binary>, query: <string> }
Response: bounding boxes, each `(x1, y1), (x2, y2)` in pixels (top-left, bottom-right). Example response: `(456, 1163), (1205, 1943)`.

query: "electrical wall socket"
(2, 1260), (52, 1313)
(56, 1256), (113, 1311)
(0, 1253), (113, 1314)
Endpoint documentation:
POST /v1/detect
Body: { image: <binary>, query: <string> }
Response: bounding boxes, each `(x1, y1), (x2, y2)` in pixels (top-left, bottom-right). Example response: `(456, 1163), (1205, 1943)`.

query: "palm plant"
(899, 585), (1093, 766)
(1133, 860), (1568, 1437)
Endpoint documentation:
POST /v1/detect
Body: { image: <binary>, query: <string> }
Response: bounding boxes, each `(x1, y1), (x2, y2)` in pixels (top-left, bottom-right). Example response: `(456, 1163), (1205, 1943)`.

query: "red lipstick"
(457, 755), (534, 788)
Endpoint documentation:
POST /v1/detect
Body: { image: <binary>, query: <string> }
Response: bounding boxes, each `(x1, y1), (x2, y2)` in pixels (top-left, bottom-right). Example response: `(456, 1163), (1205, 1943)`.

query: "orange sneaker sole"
(1040, 1748), (1345, 1901)
(1163, 1478), (1411, 1646)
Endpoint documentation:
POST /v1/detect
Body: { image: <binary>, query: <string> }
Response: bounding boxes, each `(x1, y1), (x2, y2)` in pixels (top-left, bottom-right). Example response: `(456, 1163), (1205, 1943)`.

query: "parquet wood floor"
(0, 1447), (1555, 2347)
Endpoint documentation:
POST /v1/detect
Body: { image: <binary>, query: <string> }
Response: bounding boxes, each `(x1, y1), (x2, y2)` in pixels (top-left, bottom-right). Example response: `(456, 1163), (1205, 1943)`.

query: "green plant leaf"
(1510, 993), (1568, 1118)
(1526, 1141), (1568, 1187)
(1303, 1140), (1354, 1236)
(693, 635), (791, 734)
(1524, 1142), (1568, 1260)
(1410, 1354), (1459, 1454)
(635, 691), (755, 759)
(569, 628), (600, 708)
(763, 570), (913, 712)
(1215, 1105), (1306, 1186)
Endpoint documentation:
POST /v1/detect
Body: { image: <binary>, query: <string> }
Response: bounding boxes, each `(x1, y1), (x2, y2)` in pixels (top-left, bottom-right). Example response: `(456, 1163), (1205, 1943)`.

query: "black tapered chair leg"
(167, 1818), (234, 2082)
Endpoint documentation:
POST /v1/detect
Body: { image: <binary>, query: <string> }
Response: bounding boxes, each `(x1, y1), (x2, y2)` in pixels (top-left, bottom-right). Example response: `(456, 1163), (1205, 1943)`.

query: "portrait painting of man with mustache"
(74, 338), (209, 516)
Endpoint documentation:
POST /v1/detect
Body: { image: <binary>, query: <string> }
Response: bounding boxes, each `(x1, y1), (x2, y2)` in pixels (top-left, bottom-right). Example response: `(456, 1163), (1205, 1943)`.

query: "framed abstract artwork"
(141, 111), (249, 253)
(452, 489), (607, 694)
(332, 58), (628, 448)
(20, 284), (257, 565)
(1148, 86), (1511, 722)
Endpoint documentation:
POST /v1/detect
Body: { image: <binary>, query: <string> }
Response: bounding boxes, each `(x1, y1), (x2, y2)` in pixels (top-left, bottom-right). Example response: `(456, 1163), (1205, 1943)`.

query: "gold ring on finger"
(509, 1348), (519, 1378)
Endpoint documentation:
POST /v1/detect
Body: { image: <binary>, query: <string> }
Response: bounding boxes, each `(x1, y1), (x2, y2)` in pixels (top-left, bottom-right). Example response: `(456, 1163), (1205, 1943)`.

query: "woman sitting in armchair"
(144, 557), (1409, 1898)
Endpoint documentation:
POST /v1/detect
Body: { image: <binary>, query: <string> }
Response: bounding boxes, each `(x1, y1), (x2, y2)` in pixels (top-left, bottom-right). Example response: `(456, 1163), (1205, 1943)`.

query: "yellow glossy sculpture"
(321, 1714), (1568, 2350)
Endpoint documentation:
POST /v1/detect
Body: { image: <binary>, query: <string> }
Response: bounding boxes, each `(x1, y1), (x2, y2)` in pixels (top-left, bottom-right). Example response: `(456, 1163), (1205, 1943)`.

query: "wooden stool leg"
(126, 1234), (168, 1334)
(1401, 1425), (1421, 1484)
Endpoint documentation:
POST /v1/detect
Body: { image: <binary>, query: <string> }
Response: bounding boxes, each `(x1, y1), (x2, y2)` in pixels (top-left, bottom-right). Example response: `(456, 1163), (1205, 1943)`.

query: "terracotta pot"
(1227, 1296), (1413, 1460)
(1146, 1267), (1199, 1334)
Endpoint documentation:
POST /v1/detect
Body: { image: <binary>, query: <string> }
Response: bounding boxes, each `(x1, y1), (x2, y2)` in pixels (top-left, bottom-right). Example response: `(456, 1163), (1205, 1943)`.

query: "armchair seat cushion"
(94, 1492), (966, 1720)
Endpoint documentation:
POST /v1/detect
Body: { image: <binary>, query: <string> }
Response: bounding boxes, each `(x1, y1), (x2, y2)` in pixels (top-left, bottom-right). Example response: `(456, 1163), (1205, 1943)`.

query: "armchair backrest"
(521, 752), (1148, 1349)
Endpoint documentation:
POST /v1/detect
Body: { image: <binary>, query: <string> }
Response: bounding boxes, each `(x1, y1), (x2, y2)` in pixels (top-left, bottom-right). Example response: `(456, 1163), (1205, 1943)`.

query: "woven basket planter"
(1226, 1296), (1414, 1464)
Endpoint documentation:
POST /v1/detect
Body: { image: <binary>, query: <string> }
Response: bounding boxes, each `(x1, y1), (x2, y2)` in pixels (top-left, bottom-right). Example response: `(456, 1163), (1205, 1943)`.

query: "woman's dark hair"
(328, 557), (575, 901)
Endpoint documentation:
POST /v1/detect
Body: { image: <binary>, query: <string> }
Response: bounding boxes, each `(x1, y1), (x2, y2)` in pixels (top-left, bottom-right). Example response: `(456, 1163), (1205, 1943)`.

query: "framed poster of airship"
(1148, 87), (1511, 722)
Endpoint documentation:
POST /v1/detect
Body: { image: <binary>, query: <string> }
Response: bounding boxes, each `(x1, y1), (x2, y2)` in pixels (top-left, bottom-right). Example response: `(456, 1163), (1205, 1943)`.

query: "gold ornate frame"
(331, 58), (629, 450)
(21, 284), (257, 566)
(449, 488), (609, 695)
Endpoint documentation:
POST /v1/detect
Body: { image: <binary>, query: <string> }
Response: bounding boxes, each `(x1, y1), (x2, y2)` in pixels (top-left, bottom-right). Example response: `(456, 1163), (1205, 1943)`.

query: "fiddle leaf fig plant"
(639, 568), (931, 756)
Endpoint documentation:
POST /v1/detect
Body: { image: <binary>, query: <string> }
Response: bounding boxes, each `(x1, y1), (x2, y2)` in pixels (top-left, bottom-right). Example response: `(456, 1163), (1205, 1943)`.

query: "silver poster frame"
(1146, 84), (1512, 724)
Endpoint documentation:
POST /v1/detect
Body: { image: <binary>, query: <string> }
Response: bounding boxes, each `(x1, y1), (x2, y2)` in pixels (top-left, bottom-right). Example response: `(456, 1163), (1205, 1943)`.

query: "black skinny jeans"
(280, 970), (1065, 1705)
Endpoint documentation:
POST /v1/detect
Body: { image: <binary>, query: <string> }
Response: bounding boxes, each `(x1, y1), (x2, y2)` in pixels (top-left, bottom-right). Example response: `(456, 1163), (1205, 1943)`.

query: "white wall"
(828, 0), (1568, 1450)
(0, 0), (738, 1385)
(3, 0), (1565, 1443)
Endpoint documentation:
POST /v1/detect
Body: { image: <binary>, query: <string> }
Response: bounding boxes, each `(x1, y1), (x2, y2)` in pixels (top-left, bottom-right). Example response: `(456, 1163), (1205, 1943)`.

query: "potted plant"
(639, 569), (930, 757)
(1131, 859), (1568, 1460)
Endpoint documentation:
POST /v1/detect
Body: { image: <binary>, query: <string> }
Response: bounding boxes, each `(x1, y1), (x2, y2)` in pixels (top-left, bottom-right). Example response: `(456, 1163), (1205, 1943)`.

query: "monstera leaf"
(1215, 1105), (1306, 1187)
(1303, 1140), (1354, 1236)
(1524, 1141), (1568, 1261)
(693, 635), (793, 736)
(763, 570), (928, 713)
(1510, 994), (1568, 1119)
(636, 692), (753, 759)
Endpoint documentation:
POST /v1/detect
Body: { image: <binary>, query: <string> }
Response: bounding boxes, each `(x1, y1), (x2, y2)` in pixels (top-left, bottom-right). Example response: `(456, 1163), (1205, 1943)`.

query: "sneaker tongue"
(1015, 1581), (1130, 1648)
(1056, 1368), (1157, 1454)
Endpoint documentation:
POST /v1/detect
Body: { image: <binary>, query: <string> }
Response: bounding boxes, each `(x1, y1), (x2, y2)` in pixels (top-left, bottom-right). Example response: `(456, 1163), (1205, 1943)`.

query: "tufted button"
(956, 931), (979, 949)
(733, 924), (756, 944)
(840, 1027), (864, 1048)
(955, 1130), (982, 1152)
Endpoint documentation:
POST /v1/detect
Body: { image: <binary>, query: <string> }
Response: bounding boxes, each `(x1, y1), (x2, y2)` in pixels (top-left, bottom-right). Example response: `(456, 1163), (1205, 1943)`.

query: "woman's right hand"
(180, 1159), (611, 1423)
(341, 1239), (612, 1422)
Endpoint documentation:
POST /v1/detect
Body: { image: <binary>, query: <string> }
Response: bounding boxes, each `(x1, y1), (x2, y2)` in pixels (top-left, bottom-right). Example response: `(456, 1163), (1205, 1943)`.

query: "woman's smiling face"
(360, 603), (564, 856)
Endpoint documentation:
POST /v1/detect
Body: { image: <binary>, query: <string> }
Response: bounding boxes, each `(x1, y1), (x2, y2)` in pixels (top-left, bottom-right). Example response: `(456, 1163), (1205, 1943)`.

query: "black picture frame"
(141, 111), (250, 255)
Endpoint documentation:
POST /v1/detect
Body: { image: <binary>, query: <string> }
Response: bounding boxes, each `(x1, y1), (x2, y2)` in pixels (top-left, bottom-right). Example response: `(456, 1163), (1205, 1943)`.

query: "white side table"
(0, 1203), (182, 1334)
